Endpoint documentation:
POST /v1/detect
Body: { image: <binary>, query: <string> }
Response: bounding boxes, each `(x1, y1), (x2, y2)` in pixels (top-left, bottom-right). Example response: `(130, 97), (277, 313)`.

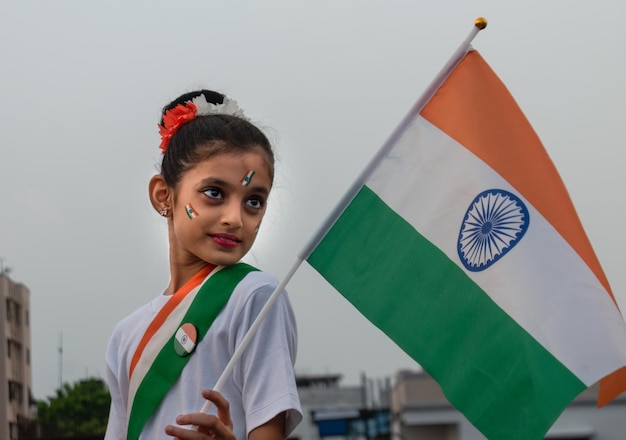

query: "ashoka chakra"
(457, 189), (529, 272)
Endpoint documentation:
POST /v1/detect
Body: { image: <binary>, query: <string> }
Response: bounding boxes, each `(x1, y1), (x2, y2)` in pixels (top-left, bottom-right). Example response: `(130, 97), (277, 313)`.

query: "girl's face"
(168, 149), (272, 268)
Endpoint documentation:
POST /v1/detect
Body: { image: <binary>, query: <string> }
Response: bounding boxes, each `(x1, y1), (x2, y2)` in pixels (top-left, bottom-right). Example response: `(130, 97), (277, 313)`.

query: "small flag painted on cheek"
(240, 170), (255, 186)
(185, 204), (199, 219)
(174, 323), (197, 356)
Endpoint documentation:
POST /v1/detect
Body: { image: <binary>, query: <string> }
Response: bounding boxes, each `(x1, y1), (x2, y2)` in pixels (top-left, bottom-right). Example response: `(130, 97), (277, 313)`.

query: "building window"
(5, 299), (22, 325)
(6, 340), (23, 360)
(26, 348), (30, 365)
(8, 380), (24, 404)
(9, 422), (18, 440)
(26, 309), (29, 326)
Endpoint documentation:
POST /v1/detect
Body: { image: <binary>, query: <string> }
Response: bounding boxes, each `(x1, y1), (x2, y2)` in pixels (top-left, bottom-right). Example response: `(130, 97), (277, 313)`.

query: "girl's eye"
(202, 188), (223, 200)
(246, 197), (264, 210)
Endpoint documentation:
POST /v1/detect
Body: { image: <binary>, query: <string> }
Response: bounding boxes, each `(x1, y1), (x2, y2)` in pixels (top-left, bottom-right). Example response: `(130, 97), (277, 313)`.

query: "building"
(1, 272), (34, 440)
(292, 373), (391, 440)
(391, 369), (626, 440)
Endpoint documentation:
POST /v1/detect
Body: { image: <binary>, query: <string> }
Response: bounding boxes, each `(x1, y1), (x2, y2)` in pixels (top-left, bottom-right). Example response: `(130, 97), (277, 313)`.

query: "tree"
(36, 377), (111, 438)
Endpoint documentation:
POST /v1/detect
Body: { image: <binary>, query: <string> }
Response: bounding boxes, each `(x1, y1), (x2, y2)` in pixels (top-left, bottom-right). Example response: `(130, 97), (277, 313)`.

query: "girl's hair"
(159, 89), (274, 187)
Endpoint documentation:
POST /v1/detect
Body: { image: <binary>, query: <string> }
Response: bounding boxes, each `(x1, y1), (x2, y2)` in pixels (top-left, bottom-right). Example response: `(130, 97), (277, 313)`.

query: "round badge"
(174, 323), (198, 357)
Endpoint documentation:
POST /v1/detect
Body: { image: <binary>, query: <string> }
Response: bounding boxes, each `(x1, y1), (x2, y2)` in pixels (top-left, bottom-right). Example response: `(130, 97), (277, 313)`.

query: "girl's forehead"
(187, 150), (273, 182)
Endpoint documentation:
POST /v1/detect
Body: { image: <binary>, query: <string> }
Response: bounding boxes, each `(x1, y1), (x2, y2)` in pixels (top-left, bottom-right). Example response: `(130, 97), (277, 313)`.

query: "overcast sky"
(2, 1), (625, 399)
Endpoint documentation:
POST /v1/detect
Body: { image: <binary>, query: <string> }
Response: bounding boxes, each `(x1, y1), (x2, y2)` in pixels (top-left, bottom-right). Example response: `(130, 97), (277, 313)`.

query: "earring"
(159, 207), (169, 217)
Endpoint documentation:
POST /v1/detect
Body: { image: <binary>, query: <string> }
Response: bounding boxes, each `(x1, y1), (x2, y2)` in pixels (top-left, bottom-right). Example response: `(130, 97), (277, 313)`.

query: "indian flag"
(307, 49), (626, 439)
(185, 203), (199, 219)
(174, 323), (197, 356)
(240, 170), (255, 186)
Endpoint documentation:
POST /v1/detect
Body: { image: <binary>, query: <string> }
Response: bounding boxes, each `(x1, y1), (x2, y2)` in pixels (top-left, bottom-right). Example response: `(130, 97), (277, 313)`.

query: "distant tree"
(36, 377), (111, 438)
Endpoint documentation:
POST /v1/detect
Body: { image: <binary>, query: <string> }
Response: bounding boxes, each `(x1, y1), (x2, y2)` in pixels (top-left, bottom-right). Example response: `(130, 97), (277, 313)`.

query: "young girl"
(104, 90), (302, 440)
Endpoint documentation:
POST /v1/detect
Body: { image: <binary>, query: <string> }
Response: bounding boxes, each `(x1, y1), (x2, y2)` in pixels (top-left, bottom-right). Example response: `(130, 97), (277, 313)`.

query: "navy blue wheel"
(457, 189), (529, 272)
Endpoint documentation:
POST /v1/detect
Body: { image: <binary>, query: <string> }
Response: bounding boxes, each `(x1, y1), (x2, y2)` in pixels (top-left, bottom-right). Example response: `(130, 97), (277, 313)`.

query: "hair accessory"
(158, 94), (247, 154)
(159, 208), (168, 217)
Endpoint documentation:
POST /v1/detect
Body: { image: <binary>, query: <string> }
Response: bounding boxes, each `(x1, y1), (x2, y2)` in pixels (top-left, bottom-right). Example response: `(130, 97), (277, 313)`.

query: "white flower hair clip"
(158, 93), (249, 153)
(191, 95), (248, 120)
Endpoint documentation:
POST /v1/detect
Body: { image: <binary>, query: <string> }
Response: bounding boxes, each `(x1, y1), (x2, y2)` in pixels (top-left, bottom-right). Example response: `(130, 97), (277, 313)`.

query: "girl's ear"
(149, 174), (172, 216)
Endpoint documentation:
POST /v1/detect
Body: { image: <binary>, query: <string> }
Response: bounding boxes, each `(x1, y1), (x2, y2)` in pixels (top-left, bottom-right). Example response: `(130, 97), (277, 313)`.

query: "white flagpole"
(198, 17), (487, 417)
(299, 17), (487, 260)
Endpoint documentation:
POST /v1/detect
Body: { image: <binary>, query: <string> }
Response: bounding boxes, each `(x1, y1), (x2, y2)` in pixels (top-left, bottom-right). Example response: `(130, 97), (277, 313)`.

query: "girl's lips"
(210, 233), (241, 249)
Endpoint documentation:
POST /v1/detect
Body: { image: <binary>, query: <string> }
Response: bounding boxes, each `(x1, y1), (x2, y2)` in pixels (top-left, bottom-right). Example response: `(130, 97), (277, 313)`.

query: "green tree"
(36, 377), (111, 437)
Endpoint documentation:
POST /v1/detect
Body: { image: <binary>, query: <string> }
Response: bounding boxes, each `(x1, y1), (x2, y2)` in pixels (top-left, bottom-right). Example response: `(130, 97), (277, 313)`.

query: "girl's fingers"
(201, 389), (234, 429)
(165, 422), (211, 439)
(164, 390), (235, 440)
(166, 413), (233, 439)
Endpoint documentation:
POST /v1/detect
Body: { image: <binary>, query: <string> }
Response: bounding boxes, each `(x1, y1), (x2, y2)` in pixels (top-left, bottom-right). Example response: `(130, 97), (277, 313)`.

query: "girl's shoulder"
(108, 295), (168, 345)
(106, 295), (169, 370)
(224, 268), (292, 318)
(236, 268), (278, 290)
(229, 269), (280, 305)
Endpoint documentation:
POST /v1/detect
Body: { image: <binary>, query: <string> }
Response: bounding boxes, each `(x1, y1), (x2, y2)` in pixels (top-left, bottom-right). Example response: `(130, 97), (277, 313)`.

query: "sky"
(1, 1), (625, 400)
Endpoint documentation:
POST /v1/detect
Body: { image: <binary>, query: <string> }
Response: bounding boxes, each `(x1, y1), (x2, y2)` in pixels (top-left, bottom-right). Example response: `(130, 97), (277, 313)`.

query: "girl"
(104, 90), (302, 440)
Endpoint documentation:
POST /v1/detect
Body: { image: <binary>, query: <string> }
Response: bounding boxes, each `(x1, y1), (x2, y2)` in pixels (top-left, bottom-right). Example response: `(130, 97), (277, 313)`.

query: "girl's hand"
(164, 389), (235, 440)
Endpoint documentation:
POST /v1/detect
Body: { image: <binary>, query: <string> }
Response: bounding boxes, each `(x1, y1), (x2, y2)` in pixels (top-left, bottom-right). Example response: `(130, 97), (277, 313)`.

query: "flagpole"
(198, 17), (487, 417)
(299, 17), (487, 260)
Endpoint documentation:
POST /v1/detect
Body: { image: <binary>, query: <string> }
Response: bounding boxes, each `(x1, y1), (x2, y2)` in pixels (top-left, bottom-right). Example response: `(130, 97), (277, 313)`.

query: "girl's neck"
(166, 260), (215, 295)
(165, 219), (216, 294)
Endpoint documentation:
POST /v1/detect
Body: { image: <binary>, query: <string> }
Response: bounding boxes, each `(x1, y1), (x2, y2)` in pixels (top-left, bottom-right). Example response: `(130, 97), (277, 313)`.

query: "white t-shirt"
(105, 270), (302, 439)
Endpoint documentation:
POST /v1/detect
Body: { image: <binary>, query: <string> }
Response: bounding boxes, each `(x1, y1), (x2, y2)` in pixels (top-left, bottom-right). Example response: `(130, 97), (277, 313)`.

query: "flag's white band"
(367, 116), (626, 385)
(175, 327), (196, 353)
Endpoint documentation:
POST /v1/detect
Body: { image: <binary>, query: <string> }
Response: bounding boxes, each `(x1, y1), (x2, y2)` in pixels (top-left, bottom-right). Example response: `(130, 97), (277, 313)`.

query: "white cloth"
(104, 271), (302, 439)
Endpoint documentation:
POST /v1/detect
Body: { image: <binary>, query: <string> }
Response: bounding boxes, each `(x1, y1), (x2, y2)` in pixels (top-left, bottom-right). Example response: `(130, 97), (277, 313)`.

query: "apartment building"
(391, 369), (626, 440)
(1, 272), (34, 440)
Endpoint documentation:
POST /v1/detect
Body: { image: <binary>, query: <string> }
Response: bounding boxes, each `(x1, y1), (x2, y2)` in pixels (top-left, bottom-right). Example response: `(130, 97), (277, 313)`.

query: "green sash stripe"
(127, 263), (258, 440)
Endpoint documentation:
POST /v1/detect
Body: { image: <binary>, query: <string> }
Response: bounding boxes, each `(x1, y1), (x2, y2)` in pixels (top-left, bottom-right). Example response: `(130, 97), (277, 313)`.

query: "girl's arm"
(164, 394), (288, 440)
(249, 412), (286, 440)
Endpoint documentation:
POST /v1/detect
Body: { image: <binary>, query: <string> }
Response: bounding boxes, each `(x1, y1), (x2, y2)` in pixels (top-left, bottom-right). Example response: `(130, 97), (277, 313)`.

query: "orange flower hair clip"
(158, 95), (248, 154)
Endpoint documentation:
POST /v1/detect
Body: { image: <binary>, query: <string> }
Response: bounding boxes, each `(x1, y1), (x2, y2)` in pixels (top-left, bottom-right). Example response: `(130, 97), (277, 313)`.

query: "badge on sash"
(174, 323), (198, 356)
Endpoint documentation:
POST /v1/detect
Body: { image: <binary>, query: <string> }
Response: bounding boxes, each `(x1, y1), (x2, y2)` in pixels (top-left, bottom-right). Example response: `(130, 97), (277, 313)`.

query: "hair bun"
(158, 90), (248, 154)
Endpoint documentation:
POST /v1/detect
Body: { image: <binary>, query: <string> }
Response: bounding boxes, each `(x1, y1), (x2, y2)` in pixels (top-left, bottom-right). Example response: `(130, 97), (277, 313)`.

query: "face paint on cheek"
(185, 203), (199, 220)
(240, 170), (255, 187)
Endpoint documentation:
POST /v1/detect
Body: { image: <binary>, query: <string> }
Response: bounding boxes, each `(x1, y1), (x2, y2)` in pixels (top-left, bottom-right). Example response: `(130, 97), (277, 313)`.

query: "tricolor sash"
(126, 263), (258, 440)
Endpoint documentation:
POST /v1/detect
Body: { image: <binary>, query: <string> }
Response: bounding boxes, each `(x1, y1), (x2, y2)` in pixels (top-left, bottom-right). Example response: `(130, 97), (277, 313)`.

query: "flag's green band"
(308, 186), (585, 440)
(127, 263), (258, 440)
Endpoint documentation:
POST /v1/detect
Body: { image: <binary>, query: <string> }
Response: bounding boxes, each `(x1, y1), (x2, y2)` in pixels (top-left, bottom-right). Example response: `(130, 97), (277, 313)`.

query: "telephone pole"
(58, 333), (63, 390)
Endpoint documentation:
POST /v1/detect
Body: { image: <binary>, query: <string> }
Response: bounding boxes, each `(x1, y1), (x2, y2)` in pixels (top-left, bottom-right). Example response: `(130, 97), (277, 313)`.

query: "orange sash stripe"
(128, 264), (215, 379)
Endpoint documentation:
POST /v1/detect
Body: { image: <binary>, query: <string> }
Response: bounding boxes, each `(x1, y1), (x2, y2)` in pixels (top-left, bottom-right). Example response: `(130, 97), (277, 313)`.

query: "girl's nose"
(220, 202), (243, 229)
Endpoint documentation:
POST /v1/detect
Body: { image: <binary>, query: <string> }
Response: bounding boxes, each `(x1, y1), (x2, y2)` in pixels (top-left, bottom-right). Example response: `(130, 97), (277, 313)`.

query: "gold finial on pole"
(474, 17), (488, 30)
